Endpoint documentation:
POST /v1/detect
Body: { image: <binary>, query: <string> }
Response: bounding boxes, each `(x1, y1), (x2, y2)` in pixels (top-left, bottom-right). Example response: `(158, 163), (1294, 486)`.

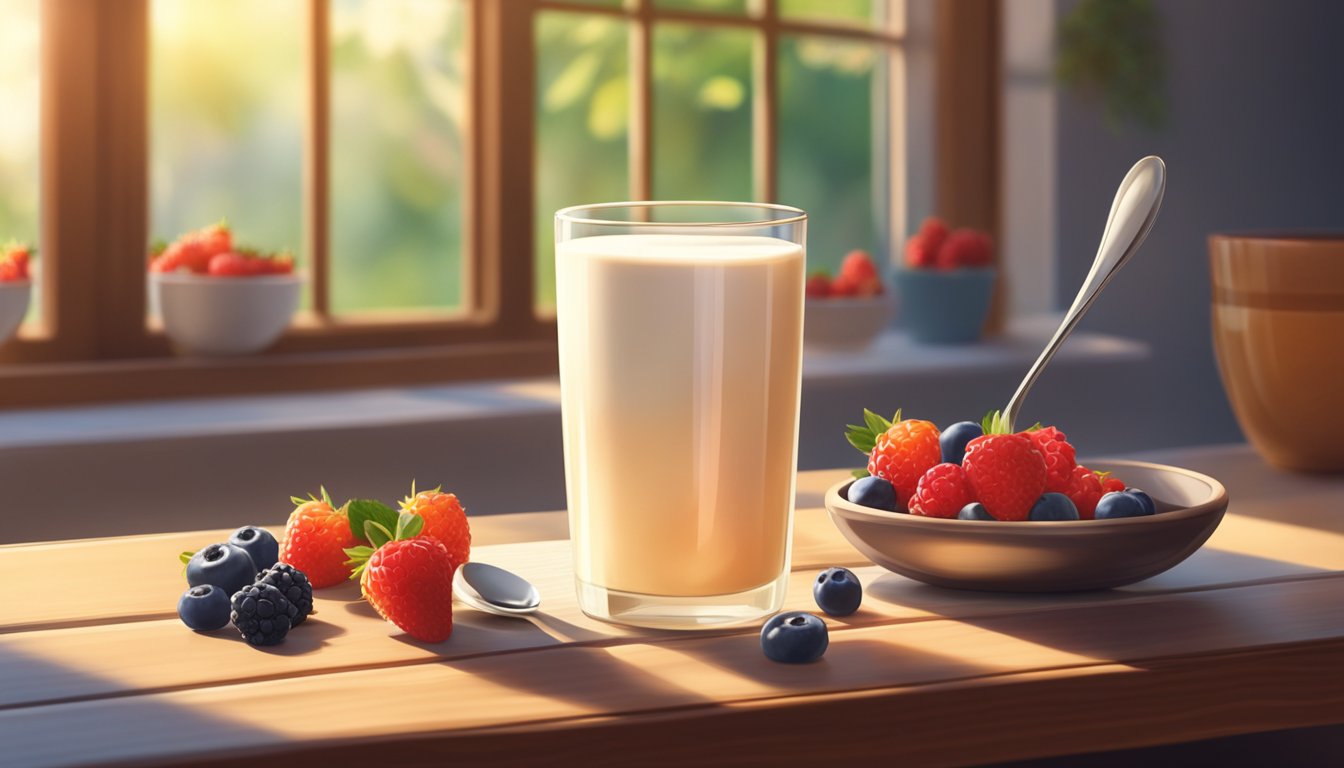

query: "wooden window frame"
(0, 0), (996, 409)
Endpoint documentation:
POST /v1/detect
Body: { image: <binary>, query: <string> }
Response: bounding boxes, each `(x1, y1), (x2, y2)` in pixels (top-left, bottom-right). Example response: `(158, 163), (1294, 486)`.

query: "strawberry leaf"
(365, 520), (393, 550)
(845, 424), (877, 454)
(981, 410), (1013, 435)
(396, 511), (424, 540)
(862, 408), (892, 436)
(347, 499), (398, 544)
(851, 468), (870, 479)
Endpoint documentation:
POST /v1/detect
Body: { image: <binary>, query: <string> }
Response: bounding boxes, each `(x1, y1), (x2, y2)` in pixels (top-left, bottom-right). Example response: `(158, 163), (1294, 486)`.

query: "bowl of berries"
(149, 223), (302, 357)
(825, 410), (1229, 592)
(895, 217), (996, 344)
(0, 243), (33, 346)
(804, 250), (894, 350)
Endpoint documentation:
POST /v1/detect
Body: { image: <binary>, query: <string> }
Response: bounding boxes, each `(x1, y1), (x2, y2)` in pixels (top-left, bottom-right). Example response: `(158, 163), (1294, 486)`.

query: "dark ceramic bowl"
(825, 460), (1229, 592)
(893, 267), (995, 344)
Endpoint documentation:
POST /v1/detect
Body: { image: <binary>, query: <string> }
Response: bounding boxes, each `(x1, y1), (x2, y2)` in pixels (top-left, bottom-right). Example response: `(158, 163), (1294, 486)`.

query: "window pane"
(655, 0), (748, 14)
(780, 0), (899, 29)
(151, 1), (304, 268)
(330, 0), (468, 314)
(535, 12), (630, 310)
(652, 24), (753, 201)
(778, 36), (885, 275)
(0, 0), (39, 325)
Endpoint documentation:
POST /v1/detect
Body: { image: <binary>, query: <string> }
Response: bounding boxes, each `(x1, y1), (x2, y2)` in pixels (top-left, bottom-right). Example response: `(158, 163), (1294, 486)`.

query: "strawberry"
(346, 513), (454, 643)
(398, 484), (471, 572)
(935, 229), (993, 270)
(1027, 426), (1077, 493)
(846, 409), (941, 508)
(208, 252), (266, 277)
(1, 244), (32, 281)
(260, 252), (295, 275)
(805, 271), (832, 298)
(904, 217), (949, 269)
(279, 488), (357, 588)
(1066, 464), (1104, 520)
(961, 411), (1047, 521)
(192, 221), (232, 261)
(909, 462), (973, 518)
(838, 250), (883, 296)
(829, 273), (860, 297)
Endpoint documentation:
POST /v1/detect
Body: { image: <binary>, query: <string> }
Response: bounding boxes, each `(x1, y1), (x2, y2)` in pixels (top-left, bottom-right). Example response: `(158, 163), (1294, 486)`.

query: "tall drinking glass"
(555, 202), (807, 629)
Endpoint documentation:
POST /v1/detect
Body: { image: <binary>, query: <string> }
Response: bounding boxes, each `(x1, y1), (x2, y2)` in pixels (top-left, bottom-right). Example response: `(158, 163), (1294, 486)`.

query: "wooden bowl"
(824, 459), (1228, 592)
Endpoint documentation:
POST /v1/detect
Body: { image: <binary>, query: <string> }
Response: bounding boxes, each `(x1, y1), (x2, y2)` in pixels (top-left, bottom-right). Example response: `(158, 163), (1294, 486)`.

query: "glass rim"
(555, 200), (807, 228)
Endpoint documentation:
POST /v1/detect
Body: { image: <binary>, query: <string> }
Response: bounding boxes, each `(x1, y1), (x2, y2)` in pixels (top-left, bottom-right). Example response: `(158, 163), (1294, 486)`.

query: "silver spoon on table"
(1001, 155), (1167, 431)
(453, 561), (541, 616)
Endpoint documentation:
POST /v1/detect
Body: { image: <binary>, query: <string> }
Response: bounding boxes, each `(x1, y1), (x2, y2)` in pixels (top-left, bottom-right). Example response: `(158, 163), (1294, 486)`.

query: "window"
(0, 0), (990, 407)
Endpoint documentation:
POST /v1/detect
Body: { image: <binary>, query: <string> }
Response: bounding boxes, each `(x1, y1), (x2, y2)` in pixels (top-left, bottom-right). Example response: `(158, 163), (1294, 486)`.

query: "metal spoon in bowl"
(1001, 155), (1167, 431)
(453, 561), (541, 616)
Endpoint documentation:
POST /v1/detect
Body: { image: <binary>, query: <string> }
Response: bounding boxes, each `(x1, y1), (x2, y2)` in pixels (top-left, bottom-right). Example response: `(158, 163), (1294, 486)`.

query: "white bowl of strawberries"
(0, 244), (32, 347)
(824, 410), (1229, 592)
(149, 223), (302, 357)
(804, 250), (894, 350)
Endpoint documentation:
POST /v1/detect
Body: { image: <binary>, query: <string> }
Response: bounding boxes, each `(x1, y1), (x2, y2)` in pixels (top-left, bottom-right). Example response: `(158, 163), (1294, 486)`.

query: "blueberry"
(186, 543), (257, 596)
(1028, 492), (1080, 521)
(1124, 487), (1157, 516)
(1095, 491), (1151, 519)
(177, 584), (231, 631)
(228, 526), (279, 572)
(813, 567), (862, 617)
(848, 476), (898, 512)
(760, 611), (828, 664)
(939, 421), (983, 465)
(958, 502), (995, 520)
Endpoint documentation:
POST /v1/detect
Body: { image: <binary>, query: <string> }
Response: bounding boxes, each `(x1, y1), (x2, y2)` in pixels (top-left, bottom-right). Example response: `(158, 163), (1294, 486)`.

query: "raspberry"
(909, 463), (973, 518)
(1066, 464), (1104, 520)
(399, 487), (471, 571)
(255, 563), (314, 625)
(962, 433), (1047, 521)
(936, 229), (993, 270)
(1028, 426), (1077, 493)
(904, 233), (938, 268)
(1100, 474), (1126, 494)
(230, 583), (296, 646)
(867, 419), (942, 508)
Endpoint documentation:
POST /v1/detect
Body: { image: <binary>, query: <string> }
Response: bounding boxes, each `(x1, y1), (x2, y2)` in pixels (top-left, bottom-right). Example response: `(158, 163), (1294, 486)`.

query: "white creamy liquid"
(557, 234), (805, 596)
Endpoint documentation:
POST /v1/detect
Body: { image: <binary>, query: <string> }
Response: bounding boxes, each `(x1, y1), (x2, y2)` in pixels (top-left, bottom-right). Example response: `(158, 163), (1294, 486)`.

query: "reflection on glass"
(330, 0), (467, 313)
(150, 0), (304, 259)
(778, 36), (885, 275)
(653, 24), (753, 201)
(0, 0), (39, 324)
(534, 12), (630, 310)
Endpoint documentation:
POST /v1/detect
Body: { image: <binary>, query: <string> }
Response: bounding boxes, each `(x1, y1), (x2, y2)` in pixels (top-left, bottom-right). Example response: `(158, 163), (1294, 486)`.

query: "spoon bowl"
(453, 562), (541, 616)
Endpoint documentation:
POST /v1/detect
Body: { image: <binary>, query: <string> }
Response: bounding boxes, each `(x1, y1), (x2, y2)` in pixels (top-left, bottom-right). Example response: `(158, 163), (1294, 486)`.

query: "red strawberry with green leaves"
(961, 411), (1047, 521)
(279, 488), (356, 588)
(846, 409), (942, 508)
(345, 512), (455, 643)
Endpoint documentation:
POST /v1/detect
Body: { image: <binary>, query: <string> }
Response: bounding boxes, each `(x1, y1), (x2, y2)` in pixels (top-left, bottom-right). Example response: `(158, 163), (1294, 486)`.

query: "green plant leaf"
(863, 408), (892, 437)
(851, 468), (870, 479)
(365, 520), (393, 550)
(845, 424), (876, 454)
(179, 550), (195, 565)
(347, 499), (399, 543)
(396, 511), (424, 540)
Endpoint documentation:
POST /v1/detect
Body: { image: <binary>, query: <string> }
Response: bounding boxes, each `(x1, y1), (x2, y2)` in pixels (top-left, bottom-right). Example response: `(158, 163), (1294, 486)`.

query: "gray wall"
(1051, 0), (1344, 452)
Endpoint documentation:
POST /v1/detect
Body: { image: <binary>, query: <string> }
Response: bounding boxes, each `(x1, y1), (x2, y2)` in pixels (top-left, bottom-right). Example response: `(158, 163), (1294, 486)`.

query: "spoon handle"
(1001, 156), (1167, 431)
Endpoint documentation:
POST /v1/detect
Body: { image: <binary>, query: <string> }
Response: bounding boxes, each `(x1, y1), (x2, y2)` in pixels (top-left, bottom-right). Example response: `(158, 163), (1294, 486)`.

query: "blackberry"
(230, 583), (296, 646)
(255, 563), (314, 625)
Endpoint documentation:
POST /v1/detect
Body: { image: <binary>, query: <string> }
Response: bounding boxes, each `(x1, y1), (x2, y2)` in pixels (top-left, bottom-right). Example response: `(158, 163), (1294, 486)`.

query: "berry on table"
(1095, 491), (1151, 519)
(399, 484), (472, 572)
(813, 567), (862, 617)
(1028, 492), (1081, 521)
(939, 420), (983, 465)
(177, 585), (231, 631)
(910, 462), (974, 518)
(228, 526), (279, 572)
(185, 543), (257, 597)
(255, 563), (314, 625)
(845, 409), (941, 509)
(961, 412), (1047, 521)
(760, 611), (829, 664)
(230, 582), (296, 646)
(280, 488), (357, 588)
(1027, 426), (1078, 493)
(1124, 487), (1157, 516)
(847, 475), (899, 512)
(347, 512), (456, 643)
(958, 502), (995, 521)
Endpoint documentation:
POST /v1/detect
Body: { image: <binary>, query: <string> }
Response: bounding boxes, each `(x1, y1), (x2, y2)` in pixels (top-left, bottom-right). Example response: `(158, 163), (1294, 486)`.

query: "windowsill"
(0, 314), (1151, 543)
(0, 315), (1147, 450)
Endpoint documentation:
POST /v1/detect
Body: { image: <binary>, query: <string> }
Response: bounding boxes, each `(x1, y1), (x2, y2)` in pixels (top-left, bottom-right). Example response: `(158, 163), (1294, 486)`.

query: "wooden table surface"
(3, 445), (1343, 767)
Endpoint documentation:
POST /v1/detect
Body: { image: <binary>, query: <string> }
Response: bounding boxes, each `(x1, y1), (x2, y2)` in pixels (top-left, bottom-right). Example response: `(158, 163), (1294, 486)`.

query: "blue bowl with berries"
(825, 459), (1229, 592)
(893, 267), (996, 344)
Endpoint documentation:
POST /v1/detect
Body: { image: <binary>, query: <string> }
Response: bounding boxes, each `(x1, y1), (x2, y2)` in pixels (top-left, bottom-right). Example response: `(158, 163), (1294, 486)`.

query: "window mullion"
(754, 0), (779, 203)
(630, 0), (653, 201)
(305, 0), (331, 318)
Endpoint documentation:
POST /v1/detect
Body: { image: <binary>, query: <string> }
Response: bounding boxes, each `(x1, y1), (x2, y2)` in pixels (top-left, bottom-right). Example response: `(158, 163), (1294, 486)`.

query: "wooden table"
(3, 445), (1342, 767)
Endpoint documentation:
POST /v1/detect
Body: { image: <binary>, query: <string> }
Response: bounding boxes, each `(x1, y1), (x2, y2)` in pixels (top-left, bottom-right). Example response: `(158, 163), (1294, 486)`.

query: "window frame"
(0, 0), (997, 408)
